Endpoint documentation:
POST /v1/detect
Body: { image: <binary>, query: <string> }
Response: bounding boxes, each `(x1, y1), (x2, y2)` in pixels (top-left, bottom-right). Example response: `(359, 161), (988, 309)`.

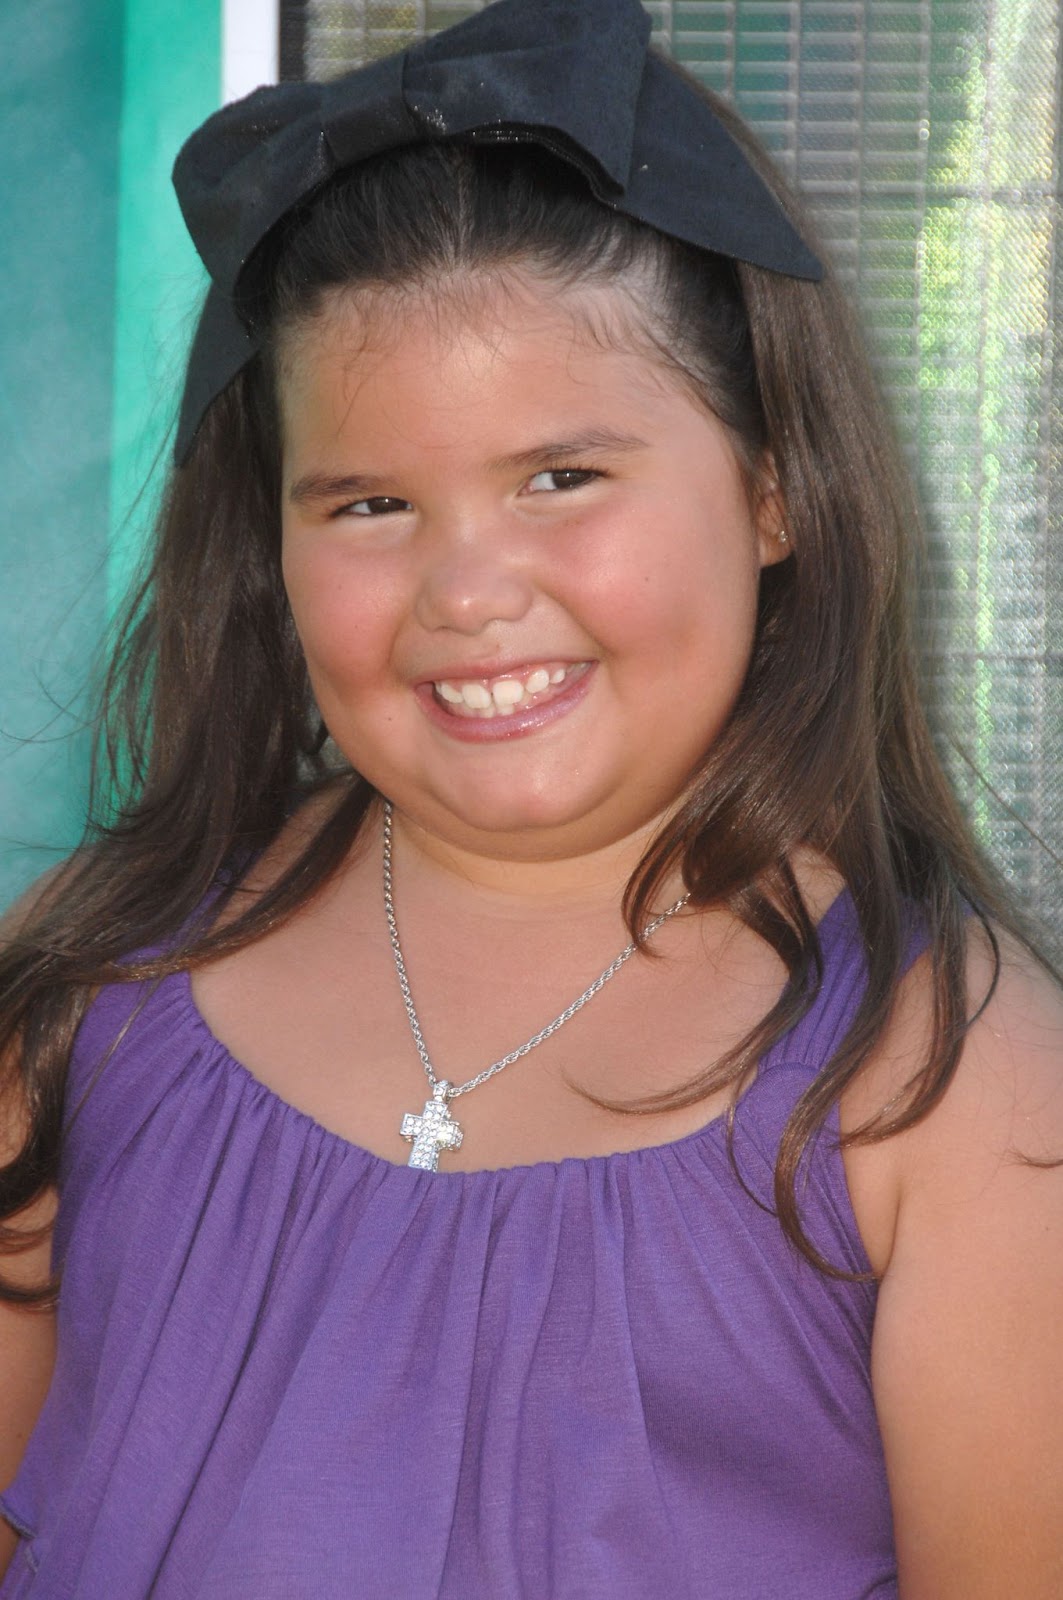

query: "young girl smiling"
(1, 1), (1061, 1594)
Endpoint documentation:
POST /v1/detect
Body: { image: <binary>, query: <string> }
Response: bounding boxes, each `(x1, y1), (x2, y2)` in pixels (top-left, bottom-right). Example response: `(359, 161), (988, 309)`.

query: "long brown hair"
(0, 69), (1024, 1300)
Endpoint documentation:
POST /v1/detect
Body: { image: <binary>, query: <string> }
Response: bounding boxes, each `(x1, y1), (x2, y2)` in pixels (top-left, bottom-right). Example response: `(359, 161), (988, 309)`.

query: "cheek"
(582, 506), (761, 671)
(282, 541), (400, 696)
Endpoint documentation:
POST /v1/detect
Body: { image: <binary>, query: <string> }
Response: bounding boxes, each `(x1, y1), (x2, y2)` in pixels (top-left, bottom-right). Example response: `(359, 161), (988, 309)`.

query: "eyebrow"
(487, 428), (650, 473)
(288, 471), (393, 506)
(287, 428), (649, 506)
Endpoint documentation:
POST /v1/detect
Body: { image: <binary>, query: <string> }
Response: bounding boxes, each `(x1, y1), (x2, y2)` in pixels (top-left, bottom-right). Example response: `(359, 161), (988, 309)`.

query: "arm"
(0, 1187), (57, 1580)
(0, 873), (63, 1577)
(861, 936), (1063, 1598)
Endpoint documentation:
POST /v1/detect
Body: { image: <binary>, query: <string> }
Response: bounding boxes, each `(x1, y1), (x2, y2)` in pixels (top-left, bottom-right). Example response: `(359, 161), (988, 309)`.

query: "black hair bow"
(172, 0), (822, 465)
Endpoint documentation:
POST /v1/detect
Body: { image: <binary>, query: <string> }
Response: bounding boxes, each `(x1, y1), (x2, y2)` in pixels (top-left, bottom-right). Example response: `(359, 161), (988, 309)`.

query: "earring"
(776, 527), (789, 544)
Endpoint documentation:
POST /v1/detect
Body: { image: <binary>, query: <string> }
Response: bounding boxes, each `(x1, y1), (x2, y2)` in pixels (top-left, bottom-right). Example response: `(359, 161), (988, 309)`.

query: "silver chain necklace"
(383, 801), (690, 1170)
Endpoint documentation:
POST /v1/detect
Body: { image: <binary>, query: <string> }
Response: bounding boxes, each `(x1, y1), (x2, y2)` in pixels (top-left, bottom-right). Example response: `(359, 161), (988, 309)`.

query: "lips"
(417, 659), (594, 741)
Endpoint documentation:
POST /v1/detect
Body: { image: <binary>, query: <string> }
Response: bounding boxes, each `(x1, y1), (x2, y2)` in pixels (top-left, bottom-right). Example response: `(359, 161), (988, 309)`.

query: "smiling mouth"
(431, 661), (590, 719)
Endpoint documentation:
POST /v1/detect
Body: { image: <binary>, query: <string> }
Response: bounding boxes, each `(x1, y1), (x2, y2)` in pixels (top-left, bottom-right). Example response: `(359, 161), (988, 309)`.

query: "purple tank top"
(0, 891), (898, 1598)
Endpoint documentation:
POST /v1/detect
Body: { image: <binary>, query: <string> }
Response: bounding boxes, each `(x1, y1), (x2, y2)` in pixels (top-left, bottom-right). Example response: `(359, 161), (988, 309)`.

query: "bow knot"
(175, 0), (649, 302)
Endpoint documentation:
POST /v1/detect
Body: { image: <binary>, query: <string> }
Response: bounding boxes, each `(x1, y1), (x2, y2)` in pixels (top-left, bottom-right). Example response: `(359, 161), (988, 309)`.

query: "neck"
(381, 800), (680, 927)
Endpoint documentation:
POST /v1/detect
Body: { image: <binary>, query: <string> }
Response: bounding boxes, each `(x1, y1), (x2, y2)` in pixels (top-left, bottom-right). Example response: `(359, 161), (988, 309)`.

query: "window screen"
(279, 1), (1063, 956)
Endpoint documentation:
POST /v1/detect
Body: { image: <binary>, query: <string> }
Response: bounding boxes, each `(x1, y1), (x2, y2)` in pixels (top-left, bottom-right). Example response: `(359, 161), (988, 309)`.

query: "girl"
(1, 0), (1061, 1594)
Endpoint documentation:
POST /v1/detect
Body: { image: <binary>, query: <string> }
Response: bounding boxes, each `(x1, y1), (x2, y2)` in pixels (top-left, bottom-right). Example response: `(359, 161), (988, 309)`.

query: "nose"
(414, 521), (535, 635)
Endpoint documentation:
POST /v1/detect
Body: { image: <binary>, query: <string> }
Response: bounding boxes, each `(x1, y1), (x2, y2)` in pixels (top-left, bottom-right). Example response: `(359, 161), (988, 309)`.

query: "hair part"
(0, 66), (1027, 1298)
(263, 141), (768, 466)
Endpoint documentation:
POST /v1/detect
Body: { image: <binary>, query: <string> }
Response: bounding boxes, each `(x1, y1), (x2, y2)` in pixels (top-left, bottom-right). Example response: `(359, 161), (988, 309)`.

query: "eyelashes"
(332, 466), (604, 520)
(524, 468), (601, 494)
(343, 496), (413, 518)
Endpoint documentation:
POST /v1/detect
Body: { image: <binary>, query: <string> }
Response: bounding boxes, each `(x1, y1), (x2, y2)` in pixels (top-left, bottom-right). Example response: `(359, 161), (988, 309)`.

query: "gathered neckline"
(177, 887), (853, 1184)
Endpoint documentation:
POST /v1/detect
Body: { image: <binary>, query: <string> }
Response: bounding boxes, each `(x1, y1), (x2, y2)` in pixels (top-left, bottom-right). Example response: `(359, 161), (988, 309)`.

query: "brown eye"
(525, 469), (600, 494)
(342, 496), (413, 517)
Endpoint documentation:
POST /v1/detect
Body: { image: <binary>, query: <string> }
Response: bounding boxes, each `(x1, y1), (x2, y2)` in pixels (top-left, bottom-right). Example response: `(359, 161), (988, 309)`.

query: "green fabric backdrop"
(0, 0), (220, 910)
(0, 0), (122, 906)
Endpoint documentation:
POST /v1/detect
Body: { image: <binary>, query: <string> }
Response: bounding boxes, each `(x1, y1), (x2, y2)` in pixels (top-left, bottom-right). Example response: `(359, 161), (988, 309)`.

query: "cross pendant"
(400, 1080), (464, 1171)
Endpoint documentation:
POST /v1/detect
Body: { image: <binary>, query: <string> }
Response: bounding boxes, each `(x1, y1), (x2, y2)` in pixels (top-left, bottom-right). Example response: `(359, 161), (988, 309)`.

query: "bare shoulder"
(916, 923), (1063, 1145)
(847, 924), (1063, 1597)
(899, 923), (1061, 1170)
(840, 921), (1063, 1267)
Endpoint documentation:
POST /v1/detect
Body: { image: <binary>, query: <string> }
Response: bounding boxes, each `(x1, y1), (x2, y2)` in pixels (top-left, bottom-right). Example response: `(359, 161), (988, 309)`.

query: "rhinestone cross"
(400, 1080), (464, 1171)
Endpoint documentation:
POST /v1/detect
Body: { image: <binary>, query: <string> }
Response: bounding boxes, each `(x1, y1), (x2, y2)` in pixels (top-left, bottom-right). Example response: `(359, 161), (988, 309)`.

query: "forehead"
(275, 269), (691, 453)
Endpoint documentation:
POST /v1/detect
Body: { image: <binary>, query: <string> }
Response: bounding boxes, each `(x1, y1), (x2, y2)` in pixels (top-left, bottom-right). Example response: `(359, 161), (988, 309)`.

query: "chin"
(393, 772), (585, 846)
(425, 780), (665, 861)
(445, 793), (584, 842)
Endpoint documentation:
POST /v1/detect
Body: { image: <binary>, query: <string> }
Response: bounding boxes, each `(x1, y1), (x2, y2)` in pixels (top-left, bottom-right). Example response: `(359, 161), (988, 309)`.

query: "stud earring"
(776, 527), (789, 544)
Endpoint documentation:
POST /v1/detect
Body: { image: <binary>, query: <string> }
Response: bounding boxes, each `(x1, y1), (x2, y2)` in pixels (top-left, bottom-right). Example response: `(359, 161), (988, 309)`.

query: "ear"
(752, 457), (791, 568)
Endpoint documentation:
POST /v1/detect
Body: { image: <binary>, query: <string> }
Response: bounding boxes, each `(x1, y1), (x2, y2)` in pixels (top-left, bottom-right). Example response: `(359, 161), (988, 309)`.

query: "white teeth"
(491, 679), (525, 709)
(434, 663), (578, 716)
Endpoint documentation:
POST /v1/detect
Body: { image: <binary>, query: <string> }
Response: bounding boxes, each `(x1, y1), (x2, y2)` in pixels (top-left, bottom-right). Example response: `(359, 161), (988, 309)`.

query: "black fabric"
(172, 0), (822, 465)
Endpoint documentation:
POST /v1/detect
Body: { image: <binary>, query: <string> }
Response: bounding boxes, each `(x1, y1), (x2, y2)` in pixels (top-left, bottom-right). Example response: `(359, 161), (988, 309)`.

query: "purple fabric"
(1, 892), (898, 1597)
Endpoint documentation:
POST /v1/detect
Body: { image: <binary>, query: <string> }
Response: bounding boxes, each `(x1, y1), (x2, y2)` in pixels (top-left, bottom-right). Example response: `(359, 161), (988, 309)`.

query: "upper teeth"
(435, 664), (573, 714)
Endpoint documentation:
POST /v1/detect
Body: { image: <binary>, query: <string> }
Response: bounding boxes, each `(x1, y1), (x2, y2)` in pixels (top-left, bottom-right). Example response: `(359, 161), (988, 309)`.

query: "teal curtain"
(296, 0), (1063, 953)
(0, 0), (123, 906)
(0, 0), (221, 909)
